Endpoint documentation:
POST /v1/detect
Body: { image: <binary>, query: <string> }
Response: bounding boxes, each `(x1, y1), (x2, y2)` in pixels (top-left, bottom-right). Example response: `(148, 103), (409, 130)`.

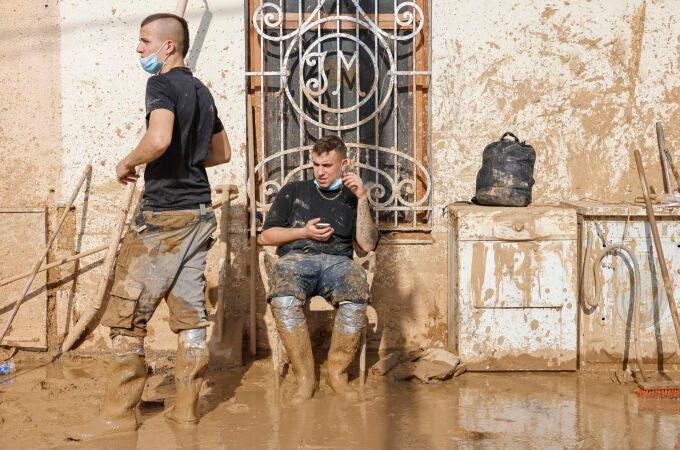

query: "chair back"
(258, 248), (278, 293)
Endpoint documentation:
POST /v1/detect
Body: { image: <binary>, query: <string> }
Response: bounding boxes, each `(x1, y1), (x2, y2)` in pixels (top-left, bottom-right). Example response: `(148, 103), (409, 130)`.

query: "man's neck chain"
(315, 184), (343, 201)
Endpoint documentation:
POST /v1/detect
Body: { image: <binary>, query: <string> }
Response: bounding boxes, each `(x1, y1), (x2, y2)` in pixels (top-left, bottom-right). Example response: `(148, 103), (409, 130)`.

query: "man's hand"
(116, 159), (139, 185)
(342, 172), (366, 199)
(304, 218), (334, 242)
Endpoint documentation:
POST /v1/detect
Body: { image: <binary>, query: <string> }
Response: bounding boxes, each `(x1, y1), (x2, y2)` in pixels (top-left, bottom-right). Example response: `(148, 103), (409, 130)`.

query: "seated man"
(257, 135), (379, 403)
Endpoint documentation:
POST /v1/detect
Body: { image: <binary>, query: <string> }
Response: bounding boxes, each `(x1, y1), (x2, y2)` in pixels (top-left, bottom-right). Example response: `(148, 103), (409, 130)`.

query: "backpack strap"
(501, 132), (519, 142)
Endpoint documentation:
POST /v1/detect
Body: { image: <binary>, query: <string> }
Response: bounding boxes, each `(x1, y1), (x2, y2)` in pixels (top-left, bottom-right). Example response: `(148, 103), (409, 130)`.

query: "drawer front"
(454, 239), (578, 371)
(455, 207), (577, 241)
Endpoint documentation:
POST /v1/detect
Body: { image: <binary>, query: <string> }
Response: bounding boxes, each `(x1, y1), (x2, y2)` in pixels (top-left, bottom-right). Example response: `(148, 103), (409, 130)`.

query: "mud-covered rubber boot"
(327, 323), (362, 402)
(277, 323), (317, 404)
(271, 296), (317, 404)
(66, 352), (147, 440)
(165, 329), (210, 425)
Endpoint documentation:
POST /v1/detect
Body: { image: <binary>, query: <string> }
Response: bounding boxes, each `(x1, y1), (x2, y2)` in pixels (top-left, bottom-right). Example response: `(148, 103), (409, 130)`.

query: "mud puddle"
(1, 354), (679, 449)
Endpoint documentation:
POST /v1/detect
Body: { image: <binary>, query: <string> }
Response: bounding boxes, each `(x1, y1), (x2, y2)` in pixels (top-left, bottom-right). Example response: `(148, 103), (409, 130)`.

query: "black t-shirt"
(262, 180), (358, 257)
(142, 67), (224, 210)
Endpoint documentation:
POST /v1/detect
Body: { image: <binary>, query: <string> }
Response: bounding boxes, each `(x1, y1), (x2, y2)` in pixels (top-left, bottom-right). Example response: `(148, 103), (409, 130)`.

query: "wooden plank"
(414, 0), (430, 223)
(248, 0), (263, 91)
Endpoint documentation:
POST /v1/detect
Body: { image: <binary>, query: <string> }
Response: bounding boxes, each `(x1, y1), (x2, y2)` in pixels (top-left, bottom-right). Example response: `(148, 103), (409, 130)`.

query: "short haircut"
(141, 13), (190, 58)
(312, 135), (347, 159)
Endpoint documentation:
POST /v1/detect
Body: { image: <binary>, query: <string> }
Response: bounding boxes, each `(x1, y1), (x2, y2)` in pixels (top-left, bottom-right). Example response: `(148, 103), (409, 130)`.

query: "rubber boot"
(165, 345), (210, 425)
(327, 323), (362, 402)
(66, 353), (147, 440)
(275, 322), (317, 404)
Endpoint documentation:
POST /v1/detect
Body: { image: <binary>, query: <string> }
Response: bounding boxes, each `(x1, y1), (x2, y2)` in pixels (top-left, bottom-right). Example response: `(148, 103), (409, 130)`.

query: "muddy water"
(1, 355), (679, 449)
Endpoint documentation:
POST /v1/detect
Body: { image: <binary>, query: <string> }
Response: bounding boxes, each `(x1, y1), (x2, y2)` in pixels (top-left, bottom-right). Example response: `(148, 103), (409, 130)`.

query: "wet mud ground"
(1, 352), (680, 449)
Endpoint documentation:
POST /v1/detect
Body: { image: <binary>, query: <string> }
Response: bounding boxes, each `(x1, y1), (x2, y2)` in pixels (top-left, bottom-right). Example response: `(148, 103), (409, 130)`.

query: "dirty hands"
(304, 218), (334, 242)
(116, 159), (139, 185)
(342, 171), (366, 199)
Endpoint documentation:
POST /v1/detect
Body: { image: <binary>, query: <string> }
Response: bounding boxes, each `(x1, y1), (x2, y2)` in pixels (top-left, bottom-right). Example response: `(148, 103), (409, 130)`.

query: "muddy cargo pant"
(101, 207), (217, 340)
(268, 252), (370, 333)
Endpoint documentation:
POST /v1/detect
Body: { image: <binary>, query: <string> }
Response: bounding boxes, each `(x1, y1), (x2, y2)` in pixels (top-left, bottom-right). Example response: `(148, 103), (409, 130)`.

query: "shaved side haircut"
(313, 135), (347, 159)
(141, 13), (190, 57)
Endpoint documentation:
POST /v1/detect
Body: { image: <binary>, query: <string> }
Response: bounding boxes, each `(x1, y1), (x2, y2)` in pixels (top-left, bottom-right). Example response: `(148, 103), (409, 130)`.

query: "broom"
(634, 149), (680, 398)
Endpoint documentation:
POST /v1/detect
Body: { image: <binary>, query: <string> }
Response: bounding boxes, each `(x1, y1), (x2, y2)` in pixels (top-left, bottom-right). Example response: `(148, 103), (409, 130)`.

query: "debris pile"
(370, 348), (465, 383)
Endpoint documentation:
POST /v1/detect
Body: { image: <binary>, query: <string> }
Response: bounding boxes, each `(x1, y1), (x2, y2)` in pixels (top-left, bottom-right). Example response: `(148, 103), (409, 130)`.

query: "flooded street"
(1, 353), (679, 449)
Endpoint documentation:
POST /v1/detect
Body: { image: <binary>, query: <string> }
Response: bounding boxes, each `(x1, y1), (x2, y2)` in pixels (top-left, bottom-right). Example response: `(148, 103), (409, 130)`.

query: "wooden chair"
(259, 248), (376, 387)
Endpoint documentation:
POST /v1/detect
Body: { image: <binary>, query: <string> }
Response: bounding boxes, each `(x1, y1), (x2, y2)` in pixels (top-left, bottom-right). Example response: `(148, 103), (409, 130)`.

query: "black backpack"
(472, 132), (536, 207)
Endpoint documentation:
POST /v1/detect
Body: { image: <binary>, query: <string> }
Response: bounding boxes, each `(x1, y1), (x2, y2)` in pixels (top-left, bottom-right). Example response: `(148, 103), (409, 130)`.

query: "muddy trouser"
(268, 252), (369, 333)
(101, 206), (217, 343)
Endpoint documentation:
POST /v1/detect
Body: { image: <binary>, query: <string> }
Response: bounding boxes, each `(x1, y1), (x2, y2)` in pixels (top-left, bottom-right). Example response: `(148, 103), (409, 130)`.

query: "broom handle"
(174, 0), (188, 17)
(0, 164), (92, 343)
(0, 244), (108, 288)
(60, 179), (137, 353)
(634, 150), (680, 347)
(663, 148), (680, 191)
(656, 122), (673, 193)
(247, 96), (257, 355)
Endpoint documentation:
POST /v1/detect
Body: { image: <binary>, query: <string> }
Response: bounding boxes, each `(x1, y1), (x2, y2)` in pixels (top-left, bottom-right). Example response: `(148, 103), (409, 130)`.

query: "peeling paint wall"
(1, 1), (680, 356)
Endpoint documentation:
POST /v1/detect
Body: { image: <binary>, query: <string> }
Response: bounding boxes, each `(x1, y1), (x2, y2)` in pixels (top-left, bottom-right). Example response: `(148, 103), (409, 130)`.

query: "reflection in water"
(167, 421), (200, 450)
(2, 358), (680, 448)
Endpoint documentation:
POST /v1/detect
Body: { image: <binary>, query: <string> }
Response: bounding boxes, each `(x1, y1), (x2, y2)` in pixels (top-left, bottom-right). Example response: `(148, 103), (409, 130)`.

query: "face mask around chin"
(140, 44), (166, 74)
(314, 177), (343, 190)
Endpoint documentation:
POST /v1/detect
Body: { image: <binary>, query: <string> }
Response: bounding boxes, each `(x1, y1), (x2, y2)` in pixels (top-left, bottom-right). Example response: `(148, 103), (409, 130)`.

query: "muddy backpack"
(472, 132), (536, 207)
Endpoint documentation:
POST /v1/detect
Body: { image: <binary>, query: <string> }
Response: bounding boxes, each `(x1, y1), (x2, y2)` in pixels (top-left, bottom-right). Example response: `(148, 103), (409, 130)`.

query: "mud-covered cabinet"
(447, 205), (578, 370)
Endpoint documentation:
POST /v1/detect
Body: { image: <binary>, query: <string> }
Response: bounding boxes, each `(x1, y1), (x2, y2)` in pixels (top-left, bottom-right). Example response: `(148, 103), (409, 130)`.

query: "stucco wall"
(0, 0), (62, 205)
(1, 0), (679, 356)
(430, 0), (680, 213)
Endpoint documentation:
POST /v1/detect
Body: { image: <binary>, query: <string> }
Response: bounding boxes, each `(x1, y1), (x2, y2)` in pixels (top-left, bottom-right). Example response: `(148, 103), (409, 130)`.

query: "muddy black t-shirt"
(263, 180), (358, 257)
(142, 67), (224, 210)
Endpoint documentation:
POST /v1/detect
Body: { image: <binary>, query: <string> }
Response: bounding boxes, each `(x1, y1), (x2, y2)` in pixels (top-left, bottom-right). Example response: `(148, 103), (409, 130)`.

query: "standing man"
(257, 135), (379, 404)
(67, 13), (231, 440)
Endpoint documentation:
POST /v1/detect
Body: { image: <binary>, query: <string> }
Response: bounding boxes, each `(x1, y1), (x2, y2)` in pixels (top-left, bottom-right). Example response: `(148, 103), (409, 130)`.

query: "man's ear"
(341, 159), (349, 172)
(165, 40), (176, 56)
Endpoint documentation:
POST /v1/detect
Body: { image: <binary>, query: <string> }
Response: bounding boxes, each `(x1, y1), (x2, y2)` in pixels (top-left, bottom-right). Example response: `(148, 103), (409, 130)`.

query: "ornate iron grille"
(246, 0), (431, 230)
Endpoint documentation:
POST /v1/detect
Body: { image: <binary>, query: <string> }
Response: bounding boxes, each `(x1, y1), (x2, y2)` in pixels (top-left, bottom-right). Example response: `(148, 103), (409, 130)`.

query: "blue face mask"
(140, 43), (167, 74)
(314, 177), (343, 190)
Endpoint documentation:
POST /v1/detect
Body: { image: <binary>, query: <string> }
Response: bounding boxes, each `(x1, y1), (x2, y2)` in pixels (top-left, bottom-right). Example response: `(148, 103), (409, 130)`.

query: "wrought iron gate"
(246, 0), (431, 230)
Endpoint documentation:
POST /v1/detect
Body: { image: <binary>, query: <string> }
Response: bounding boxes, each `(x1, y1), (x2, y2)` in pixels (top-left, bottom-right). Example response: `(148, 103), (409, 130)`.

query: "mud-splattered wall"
(0, 1), (62, 204)
(1, 1), (679, 355)
(430, 0), (680, 208)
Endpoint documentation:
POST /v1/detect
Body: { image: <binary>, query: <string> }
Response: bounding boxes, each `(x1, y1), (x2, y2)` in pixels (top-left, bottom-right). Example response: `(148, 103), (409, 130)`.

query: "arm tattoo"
(356, 197), (379, 249)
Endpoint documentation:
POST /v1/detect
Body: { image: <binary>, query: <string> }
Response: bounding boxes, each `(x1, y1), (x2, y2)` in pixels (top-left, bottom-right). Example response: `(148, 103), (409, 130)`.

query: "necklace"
(315, 184), (343, 201)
